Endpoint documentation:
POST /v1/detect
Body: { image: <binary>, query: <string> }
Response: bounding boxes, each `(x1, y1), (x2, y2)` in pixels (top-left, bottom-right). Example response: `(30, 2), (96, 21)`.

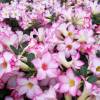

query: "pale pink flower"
(89, 0), (100, 14)
(58, 37), (80, 57)
(33, 86), (57, 100)
(1, 7), (10, 18)
(77, 28), (95, 44)
(72, 53), (84, 69)
(55, 68), (81, 96)
(0, 29), (18, 49)
(17, 78), (42, 99)
(0, 52), (16, 77)
(32, 52), (58, 80)
(89, 57), (100, 76)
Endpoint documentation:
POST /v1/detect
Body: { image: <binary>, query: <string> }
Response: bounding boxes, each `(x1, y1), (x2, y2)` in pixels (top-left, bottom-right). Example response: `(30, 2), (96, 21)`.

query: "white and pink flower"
(17, 78), (42, 99)
(0, 51), (16, 77)
(32, 52), (59, 80)
(55, 68), (81, 96)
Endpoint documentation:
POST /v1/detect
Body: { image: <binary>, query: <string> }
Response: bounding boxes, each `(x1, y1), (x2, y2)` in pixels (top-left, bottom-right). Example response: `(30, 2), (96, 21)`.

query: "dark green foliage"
(61, 0), (67, 5)
(32, 19), (42, 29)
(4, 18), (23, 31)
(74, 70), (81, 76)
(23, 19), (42, 35)
(80, 53), (88, 66)
(0, 0), (11, 3)
(92, 14), (100, 24)
(74, 65), (88, 77)
(96, 50), (100, 57)
(80, 66), (88, 76)
(0, 89), (11, 99)
(21, 41), (29, 48)
(87, 75), (97, 83)
(23, 26), (33, 35)
(27, 53), (35, 61)
(10, 45), (19, 55)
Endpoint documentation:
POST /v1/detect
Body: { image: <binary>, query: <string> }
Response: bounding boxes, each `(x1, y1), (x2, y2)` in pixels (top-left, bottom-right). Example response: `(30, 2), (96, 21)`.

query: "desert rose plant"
(0, 0), (100, 100)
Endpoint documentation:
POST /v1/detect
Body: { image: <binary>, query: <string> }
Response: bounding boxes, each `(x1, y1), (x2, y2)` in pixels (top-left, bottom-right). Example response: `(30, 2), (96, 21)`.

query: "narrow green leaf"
(21, 41), (29, 48)
(74, 70), (81, 76)
(80, 66), (88, 76)
(87, 76), (97, 83)
(27, 53), (35, 61)
(4, 18), (22, 31)
(10, 45), (19, 55)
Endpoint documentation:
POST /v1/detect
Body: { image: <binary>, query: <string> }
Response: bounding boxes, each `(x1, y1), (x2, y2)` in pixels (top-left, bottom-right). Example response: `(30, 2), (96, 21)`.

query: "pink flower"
(0, 52), (16, 77)
(32, 52), (58, 80)
(58, 37), (80, 57)
(0, 25), (18, 49)
(72, 53), (84, 69)
(17, 78), (42, 99)
(33, 86), (57, 100)
(89, 57), (100, 76)
(77, 28), (95, 44)
(55, 68), (81, 96)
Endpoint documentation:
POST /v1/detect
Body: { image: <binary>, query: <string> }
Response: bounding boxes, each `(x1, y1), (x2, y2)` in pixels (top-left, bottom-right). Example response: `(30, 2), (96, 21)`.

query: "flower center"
(69, 79), (75, 87)
(42, 63), (48, 71)
(67, 45), (72, 50)
(2, 60), (7, 69)
(27, 82), (33, 89)
(96, 66), (100, 72)
(68, 32), (73, 36)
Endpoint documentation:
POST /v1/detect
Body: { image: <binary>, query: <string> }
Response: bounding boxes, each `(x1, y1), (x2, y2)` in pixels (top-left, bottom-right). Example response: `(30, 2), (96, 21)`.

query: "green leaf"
(80, 66), (88, 76)
(32, 19), (42, 30)
(10, 45), (19, 55)
(4, 18), (22, 31)
(24, 70), (36, 77)
(74, 70), (81, 76)
(46, 13), (56, 23)
(96, 50), (100, 58)
(21, 41), (29, 48)
(0, 0), (11, 3)
(23, 26), (33, 35)
(87, 76), (97, 83)
(92, 14), (100, 24)
(61, 0), (67, 5)
(27, 53), (35, 61)
(0, 89), (11, 99)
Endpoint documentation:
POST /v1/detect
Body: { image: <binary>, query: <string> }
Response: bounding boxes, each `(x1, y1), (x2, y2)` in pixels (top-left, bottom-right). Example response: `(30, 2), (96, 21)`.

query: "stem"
(20, 45), (29, 56)
(64, 94), (72, 100)
(78, 87), (90, 100)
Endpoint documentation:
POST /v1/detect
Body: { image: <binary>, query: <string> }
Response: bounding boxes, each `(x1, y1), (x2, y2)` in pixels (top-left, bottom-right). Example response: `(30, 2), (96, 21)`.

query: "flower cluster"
(0, 0), (100, 100)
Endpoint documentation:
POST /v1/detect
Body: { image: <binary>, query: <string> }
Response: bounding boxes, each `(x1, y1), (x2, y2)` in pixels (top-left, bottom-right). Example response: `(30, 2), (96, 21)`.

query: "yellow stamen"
(27, 82), (33, 89)
(96, 66), (100, 72)
(67, 45), (72, 50)
(69, 79), (75, 87)
(68, 32), (73, 36)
